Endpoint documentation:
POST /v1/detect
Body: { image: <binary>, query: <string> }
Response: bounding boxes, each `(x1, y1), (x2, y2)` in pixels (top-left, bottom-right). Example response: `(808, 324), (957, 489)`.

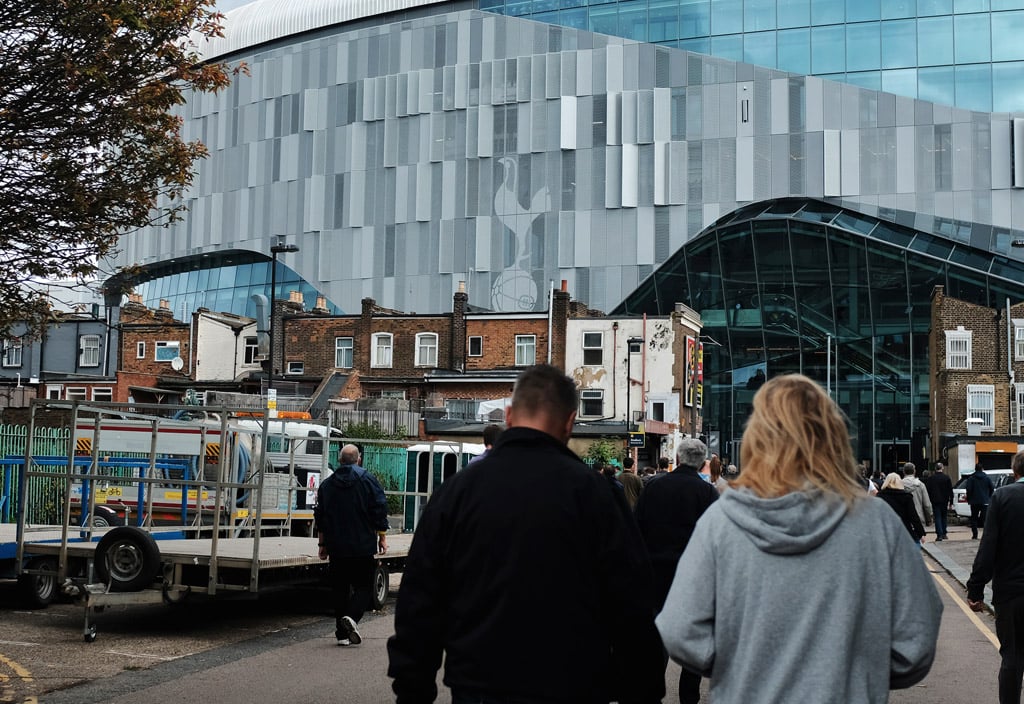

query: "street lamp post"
(625, 336), (644, 434)
(268, 237), (299, 388)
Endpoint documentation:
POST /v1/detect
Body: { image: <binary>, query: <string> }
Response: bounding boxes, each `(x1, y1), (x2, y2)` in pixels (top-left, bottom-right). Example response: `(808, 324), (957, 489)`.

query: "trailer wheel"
(18, 557), (58, 608)
(94, 527), (160, 592)
(372, 563), (389, 610)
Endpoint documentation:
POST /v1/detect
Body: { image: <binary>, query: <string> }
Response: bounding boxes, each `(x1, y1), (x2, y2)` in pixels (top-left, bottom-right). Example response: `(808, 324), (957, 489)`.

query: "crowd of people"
(316, 363), (1023, 703)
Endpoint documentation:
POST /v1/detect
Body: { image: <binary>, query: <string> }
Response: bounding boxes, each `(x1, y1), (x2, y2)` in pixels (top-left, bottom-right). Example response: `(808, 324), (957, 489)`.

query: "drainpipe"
(1009, 298), (1017, 435)
(547, 280), (554, 364)
(641, 315), (647, 422)
(612, 321), (618, 420)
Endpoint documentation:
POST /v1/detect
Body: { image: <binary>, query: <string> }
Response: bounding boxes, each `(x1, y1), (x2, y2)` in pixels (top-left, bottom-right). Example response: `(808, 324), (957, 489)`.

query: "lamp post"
(625, 336), (644, 434)
(268, 238), (299, 388)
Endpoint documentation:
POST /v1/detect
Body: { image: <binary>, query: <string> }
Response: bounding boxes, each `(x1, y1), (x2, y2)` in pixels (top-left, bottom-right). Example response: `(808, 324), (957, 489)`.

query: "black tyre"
(17, 557), (58, 609)
(94, 527), (160, 592)
(372, 563), (389, 610)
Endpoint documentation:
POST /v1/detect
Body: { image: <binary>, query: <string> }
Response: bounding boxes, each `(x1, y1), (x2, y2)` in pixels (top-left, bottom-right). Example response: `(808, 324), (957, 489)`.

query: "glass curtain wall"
(615, 198), (1024, 470)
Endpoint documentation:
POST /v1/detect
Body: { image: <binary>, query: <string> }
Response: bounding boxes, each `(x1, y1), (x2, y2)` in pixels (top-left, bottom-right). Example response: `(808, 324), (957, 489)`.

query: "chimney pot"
(159, 299), (170, 310)
(560, 280), (568, 292)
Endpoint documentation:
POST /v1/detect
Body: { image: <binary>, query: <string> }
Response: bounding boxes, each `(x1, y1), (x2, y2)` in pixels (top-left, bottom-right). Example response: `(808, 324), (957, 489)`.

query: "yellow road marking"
(0, 655), (32, 682)
(931, 571), (1000, 650)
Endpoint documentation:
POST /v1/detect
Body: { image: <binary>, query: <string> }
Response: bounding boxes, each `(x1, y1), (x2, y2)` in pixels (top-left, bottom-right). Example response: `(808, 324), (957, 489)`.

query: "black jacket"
(387, 427), (665, 704)
(968, 480), (1024, 604)
(965, 470), (995, 506)
(926, 471), (954, 508)
(634, 466), (719, 608)
(313, 464), (389, 557)
(878, 488), (926, 541)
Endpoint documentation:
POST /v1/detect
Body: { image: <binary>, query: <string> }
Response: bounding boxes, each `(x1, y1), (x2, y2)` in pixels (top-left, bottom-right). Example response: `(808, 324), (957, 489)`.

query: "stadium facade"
(110, 0), (1024, 465)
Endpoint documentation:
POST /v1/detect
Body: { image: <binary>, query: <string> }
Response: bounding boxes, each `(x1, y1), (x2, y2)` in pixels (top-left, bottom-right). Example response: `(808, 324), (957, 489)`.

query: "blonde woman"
(656, 374), (942, 704)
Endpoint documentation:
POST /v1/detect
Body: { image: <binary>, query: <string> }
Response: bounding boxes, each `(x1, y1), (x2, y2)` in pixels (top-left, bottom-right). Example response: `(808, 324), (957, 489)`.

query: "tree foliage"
(0, 1), (238, 334)
(583, 437), (623, 467)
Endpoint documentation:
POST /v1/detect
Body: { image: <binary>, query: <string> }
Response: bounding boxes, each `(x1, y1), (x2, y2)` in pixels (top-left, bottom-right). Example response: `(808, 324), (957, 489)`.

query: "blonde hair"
(881, 472), (904, 491)
(734, 373), (863, 505)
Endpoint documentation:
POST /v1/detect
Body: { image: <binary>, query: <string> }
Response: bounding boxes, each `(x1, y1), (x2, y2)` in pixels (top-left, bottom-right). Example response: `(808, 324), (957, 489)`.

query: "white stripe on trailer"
(74, 420), (223, 455)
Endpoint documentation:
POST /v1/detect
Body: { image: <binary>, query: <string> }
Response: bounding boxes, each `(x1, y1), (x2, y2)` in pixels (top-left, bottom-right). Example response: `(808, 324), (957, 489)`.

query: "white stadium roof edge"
(197, 0), (450, 62)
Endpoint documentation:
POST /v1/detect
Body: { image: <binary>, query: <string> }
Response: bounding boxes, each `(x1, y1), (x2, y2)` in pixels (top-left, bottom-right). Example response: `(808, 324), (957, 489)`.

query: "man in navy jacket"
(388, 364), (664, 704)
(968, 451), (1024, 703)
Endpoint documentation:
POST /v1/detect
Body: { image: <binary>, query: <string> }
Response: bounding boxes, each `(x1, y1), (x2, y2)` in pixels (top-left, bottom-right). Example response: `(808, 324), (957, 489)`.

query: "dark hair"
(602, 465), (617, 477)
(511, 364), (578, 420)
(482, 424), (503, 446)
(657, 457), (670, 470)
(623, 457), (635, 469)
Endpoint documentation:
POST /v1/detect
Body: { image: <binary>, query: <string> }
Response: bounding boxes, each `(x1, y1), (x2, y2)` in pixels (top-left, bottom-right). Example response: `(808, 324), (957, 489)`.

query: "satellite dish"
(171, 356), (184, 371)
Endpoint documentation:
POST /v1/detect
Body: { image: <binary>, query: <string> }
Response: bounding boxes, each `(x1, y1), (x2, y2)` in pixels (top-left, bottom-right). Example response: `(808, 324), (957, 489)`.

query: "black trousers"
(328, 555), (374, 639)
(996, 593), (1024, 704)
(970, 504), (989, 537)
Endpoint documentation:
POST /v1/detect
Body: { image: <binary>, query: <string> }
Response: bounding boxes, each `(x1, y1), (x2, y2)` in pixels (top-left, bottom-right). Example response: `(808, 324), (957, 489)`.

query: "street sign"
(628, 432), (645, 447)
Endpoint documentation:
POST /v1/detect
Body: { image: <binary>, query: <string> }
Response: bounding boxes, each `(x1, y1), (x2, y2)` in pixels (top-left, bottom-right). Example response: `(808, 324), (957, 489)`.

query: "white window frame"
(579, 389), (604, 417)
(46, 385), (62, 400)
(136, 341), (146, 359)
(515, 335), (536, 366)
(92, 387), (113, 403)
(2, 339), (23, 367)
(286, 361), (304, 375)
(154, 340), (180, 362)
(945, 327), (972, 370)
(582, 332), (603, 366)
(1015, 321), (1024, 361)
(967, 384), (995, 432)
(415, 332), (439, 367)
(468, 336), (483, 357)
(380, 389), (406, 399)
(371, 333), (393, 368)
(243, 337), (259, 365)
(65, 387), (87, 401)
(79, 335), (100, 367)
(335, 336), (354, 368)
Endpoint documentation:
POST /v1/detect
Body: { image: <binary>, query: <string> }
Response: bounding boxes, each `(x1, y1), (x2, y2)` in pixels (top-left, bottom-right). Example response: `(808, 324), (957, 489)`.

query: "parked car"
(952, 469), (1015, 523)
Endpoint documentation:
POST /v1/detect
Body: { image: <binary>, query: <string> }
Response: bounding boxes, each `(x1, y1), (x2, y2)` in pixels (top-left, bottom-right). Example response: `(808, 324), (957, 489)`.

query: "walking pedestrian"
(655, 374), (941, 703)
(967, 450), (1024, 703)
(926, 462), (954, 541)
(314, 443), (389, 646)
(468, 423), (502, 464)
(618, 456), (644, 509)
(387, 364), (665, 704)
(635, 437), (719, 704)
(878, 473), (927, 545)
(967, 462), (996, 539)
(902, 462), (933, 529)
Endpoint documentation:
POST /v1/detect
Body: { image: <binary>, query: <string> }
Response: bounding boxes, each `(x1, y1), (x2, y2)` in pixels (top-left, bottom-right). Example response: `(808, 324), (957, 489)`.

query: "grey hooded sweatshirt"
(656, 487), (942, 704)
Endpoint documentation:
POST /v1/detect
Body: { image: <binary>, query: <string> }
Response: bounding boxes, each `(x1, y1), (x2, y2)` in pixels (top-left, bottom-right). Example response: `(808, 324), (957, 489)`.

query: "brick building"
(929, 285), (1024, 476)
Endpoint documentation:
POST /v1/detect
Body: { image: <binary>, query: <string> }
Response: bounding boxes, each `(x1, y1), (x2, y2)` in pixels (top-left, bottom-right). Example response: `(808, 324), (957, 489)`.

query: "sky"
(214, 0), (256, 11)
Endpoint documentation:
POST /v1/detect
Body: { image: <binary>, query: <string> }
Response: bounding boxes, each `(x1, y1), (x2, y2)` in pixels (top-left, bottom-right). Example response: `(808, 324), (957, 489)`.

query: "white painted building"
(192, 311), (260, 382)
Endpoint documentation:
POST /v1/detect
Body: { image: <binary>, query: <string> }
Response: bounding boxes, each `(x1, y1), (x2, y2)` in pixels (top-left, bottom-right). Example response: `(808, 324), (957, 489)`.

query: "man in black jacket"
(926, 462), (954, 541)
(967, 451), (1024, 703)
(967, 463), (996, 539)
(314, 444), (389, 646)
(635, 437), (719, 704)
(387, 364), (665, 704)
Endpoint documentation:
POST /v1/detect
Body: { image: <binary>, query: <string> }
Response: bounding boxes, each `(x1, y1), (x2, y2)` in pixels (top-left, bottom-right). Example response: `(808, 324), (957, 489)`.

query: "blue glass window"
(811, 0), (844, 24)
(559, 8), (588, 28)
(882, 68), (919, 97)
(812, 25), (845, 73)
(846, 71), (882, 90)
(649, 0), (679, 41)
(680, 0), (711, 38)
(589, 5), (618, 35)
(679, 37), (711, 53)
(917, 0), (953, 14)
(993, 61), (1024, 111)
(993, 11), (1024, 60)
(533, 0), (558, 12)
(711, 33), (744, 61)
(711, 0), (743, 35)
(955, 0), (989, 9)
(743, 30), (776, 66)
(847, 0), (880, 22)
(479, 0), (503, 9)
(917, 16), (954, 66)
(619, 4), (648, 40)
(777, 28), (810, 73)
(744, 0), (776, 31)
(918, 65), (955, 106)
(992, 0), (1024, 8)
(882, 0), (916, 18)
(881, 21), (917, 69)
(954, 14), (992, 63)
(777, 0), (809, 28)
(846, 23), (881, 71)
(505, 0), (531, 15)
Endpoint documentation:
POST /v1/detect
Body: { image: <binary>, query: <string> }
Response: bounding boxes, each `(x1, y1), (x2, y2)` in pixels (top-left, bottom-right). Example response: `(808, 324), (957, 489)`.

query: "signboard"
(628, 433), (645, 447)
(267, 388), (278, 419)
(684, 336), (705, 410)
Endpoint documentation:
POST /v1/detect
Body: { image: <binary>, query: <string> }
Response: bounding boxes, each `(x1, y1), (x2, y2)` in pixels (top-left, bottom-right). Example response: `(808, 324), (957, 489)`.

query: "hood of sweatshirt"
(330, 464), (359, 488)
(718, 487), (849, 555)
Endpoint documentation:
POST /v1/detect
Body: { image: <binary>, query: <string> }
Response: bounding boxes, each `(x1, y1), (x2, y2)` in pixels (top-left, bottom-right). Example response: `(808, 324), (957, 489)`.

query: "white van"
(952, 469), (1015, 522)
